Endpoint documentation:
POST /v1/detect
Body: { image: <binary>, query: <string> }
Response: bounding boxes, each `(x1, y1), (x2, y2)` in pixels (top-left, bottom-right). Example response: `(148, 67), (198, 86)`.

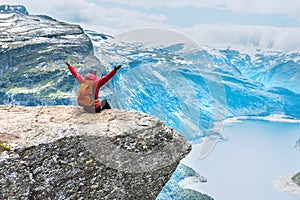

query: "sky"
(2, 0), (300, 51)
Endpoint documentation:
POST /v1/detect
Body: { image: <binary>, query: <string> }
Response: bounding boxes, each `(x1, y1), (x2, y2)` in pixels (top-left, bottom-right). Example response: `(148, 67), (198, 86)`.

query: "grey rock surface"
(0, 106), (191, 199)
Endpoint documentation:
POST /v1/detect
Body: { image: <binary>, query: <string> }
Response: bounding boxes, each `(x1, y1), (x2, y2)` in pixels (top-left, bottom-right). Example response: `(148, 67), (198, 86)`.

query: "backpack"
(77, 79), (95, 108)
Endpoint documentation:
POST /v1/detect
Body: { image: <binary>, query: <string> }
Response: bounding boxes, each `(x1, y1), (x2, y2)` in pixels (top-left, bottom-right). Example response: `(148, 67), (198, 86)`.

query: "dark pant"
(95, 98), (111, 113)
(85, 99), (111, 113)
(101, 98), (111, 110)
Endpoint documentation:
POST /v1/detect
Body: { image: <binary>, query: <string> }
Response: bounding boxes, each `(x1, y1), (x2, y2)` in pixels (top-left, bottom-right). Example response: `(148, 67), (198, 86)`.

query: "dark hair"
(88, 67), (97, 75)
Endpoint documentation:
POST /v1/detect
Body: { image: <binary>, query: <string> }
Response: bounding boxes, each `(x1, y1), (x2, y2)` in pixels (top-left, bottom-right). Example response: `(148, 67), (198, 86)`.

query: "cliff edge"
(0, 106), (191, 199)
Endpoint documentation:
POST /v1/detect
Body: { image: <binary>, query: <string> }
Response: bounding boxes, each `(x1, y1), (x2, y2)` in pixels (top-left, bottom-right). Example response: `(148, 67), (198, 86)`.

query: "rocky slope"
(0, 106), (191, 199)
(0, 5), (102, 106)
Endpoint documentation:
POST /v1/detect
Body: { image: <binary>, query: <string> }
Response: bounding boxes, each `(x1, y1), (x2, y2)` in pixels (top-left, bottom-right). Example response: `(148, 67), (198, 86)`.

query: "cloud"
(178, 24), (300, 51)
(100, 0), (299, 13)
(224, 0), (300, 25)
(101, 0), (300, 24)
(92, 0), (224, 9)
(3, 0), (169, 34)
(2, 0), (300, 51)
(4, 0), (300, 29)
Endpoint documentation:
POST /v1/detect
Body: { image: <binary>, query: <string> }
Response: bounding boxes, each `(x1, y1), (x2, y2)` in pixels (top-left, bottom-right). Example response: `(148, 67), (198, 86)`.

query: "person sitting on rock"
(65, 61), (121, 113)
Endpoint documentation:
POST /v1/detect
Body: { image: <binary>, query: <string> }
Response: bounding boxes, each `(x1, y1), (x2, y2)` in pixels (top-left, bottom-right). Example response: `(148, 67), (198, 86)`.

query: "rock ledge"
(0, 106), (191, 199)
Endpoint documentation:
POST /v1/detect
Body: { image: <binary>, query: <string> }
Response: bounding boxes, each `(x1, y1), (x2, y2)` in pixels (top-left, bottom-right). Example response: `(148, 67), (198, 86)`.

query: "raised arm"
(94, 65), (121, 96)
(65, 61), (83, 83)
(98, 65), (122, 87)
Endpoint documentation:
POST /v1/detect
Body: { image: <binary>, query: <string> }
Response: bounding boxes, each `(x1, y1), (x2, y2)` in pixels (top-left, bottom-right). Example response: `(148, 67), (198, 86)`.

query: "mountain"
(0, 6), (101, 106)
(87, 29), (300, 141)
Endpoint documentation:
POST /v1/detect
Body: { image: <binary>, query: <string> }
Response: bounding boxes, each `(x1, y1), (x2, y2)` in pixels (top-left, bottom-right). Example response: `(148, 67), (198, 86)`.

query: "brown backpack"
(77, 79), (95, 107)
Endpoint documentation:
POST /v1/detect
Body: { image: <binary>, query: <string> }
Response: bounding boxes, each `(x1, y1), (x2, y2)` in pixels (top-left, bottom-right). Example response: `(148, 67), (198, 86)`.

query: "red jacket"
(68, 64), (116, 109)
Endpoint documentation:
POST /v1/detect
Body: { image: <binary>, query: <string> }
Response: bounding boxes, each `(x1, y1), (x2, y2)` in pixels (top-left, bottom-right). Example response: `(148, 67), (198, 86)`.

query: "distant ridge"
(0, 4), (28, 15)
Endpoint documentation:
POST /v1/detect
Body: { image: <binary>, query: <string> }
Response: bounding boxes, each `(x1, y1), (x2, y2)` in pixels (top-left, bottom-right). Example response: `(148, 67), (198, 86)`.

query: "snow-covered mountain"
(86, 29), (300, 141)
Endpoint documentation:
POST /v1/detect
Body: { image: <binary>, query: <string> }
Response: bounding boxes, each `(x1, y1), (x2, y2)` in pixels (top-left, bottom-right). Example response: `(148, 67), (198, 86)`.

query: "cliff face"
(0, 6), (101, 106)
(0, 106), (191, 199)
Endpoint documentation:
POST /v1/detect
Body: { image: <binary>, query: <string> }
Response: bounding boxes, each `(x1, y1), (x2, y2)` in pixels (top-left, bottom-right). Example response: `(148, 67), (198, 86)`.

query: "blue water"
(183, 120), (300, 200)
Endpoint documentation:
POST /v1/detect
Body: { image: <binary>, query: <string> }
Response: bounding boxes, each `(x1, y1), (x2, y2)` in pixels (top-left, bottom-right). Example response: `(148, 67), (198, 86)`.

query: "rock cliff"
(0, 106), (191, 199)
(0, 5), (102, 106)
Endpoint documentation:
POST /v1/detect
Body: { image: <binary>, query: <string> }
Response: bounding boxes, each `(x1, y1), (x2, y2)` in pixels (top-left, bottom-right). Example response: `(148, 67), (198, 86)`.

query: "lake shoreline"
(182, 120), (300, 200)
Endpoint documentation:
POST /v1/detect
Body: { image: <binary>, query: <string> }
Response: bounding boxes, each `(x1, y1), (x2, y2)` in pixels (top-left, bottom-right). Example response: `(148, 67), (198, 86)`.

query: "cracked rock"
(0, 106), (191, 199)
